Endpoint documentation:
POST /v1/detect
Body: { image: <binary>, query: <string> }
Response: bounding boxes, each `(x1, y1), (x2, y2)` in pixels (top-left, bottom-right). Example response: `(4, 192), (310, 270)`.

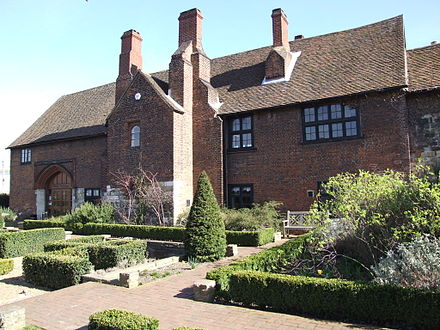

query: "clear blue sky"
(1, 0), (439, 183)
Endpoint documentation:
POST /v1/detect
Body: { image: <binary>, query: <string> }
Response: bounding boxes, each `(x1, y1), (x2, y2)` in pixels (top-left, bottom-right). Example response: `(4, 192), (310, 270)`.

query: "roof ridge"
(61, 81), (115, 97)
(408, 42), (440, 52)
(210, 15), (403, 63)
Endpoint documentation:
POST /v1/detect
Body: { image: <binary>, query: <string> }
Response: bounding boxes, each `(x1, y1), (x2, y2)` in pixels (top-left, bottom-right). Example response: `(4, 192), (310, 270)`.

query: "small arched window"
(131, 125), (140, 147)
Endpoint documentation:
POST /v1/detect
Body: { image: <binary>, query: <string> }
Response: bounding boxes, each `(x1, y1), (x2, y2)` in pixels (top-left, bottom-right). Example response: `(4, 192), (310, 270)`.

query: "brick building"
(8, 8), (440, 221)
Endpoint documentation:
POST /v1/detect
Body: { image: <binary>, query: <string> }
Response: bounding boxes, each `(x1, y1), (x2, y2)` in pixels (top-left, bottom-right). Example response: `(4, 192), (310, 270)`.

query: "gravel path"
(0, 257), (51, 306)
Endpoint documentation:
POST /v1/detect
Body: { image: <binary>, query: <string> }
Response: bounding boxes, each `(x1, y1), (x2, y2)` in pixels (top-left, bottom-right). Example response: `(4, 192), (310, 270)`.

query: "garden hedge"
(23, 252), (92, 289)
(206, 233), (311, 298)
(87, 240), (147, 270)
(45, 238), (147, 270)
(226, 271), (440, 329)
(23, 219), (83, 233)
(225, 228), (275, 246)
(0, 258), (14, 275)
(24, 220), (276, 246)
(0, 228), (65, 258)
(43, 235), (106, 251)
(89, 309), (159, 330)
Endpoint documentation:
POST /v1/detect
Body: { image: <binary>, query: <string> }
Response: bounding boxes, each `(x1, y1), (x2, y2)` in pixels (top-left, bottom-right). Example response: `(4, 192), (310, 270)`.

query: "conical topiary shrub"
(185, 171), (226, 262)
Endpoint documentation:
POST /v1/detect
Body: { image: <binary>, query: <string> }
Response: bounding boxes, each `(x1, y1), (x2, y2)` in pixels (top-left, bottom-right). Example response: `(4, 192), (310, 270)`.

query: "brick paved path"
(4, 242), (372, 330)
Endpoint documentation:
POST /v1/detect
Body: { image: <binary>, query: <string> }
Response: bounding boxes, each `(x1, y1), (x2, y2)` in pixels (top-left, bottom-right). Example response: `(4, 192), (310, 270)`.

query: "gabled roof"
(9, 83), (115, 148)
(10, 15), (410, 148)
(407, 43), (440, 92)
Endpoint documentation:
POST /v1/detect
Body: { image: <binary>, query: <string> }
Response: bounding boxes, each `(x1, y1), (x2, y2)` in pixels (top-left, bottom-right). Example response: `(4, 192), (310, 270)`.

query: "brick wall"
(9, 136), (106, 217)
(225, 90), (411, 211)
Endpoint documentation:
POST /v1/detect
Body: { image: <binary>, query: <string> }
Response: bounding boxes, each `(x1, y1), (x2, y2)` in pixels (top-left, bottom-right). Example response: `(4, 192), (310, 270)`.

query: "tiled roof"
(11, 16), (408, 147)
(9, 83), (115, 148)
(407, 43), (440, 92)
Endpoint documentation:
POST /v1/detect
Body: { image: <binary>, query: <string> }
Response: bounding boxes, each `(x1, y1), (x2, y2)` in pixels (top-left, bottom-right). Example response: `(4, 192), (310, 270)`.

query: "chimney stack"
(272, 8), (289, 48)
(178, 8), (203, 52)
(116, 30), (143, 102)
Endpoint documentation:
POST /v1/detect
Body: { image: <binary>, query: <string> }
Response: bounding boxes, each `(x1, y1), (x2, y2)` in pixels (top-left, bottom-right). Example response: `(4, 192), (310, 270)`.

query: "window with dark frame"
(131, 125), (140, 147)
(20, 149), (31, 164)
(303, 104), (359, 142)
(229, 116), (253, 150)
(85, 188), (101, 204)
(228, 184), (253, 209)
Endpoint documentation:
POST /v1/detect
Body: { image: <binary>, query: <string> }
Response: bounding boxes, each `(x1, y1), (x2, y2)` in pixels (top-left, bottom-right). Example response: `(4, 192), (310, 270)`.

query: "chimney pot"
(116, 29), (143, 102)
(271, 8), (289, 48)
(431, 40), (438, 45)
(178, 8), (203, 51)
(294, 35), (304, 40)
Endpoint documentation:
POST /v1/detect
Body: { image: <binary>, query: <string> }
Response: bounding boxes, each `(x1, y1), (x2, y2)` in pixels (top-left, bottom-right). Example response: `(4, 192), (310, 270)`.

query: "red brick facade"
(8, 8), (440, 219)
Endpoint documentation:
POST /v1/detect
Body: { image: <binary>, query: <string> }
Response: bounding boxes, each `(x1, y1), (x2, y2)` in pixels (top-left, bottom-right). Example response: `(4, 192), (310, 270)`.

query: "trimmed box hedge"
(44, 235), (106, 251)
(82, 223), (186, 241)
(45, 238), (147, 270)
(227, 271), (440, 329)
(87, 240), (147, 270)
(0, 228), (65, 258)
(0, 258), (14, 275)
(23, 252), (92, 289)
(24, 220), (277, 246)
(207, 233), (311, 298)
(89, 309), (159, 330)
(225, 228), (275, 246)
(23, 220), (83, 233)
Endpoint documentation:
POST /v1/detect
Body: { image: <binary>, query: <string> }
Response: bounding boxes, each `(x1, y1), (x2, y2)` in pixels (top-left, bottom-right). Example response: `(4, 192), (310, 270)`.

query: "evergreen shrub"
(89, 309), (159, 330)
(0, 228), (65, 258)
(185, 172), (226, 262)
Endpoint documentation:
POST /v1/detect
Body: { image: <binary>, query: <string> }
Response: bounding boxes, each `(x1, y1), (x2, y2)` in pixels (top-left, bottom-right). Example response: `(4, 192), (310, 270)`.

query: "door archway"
(36, 165), (73, 217)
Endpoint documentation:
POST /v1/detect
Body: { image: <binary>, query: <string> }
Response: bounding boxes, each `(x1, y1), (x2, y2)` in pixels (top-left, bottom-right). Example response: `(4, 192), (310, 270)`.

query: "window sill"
(301, 135), (363, 145)
(227, 147), (257, 154)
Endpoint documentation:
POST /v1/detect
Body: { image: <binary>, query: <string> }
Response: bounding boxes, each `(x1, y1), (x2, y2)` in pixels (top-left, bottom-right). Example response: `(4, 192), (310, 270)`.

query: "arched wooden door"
(46, 171), (72, 216)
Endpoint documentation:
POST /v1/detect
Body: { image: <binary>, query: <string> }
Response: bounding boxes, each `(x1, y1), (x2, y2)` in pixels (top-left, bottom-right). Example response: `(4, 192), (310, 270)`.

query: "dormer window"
(131, 125), (140, 147)
(229, 116), (253, 150)
(20, 149), (32, 164)
(303, 104), (360, 142)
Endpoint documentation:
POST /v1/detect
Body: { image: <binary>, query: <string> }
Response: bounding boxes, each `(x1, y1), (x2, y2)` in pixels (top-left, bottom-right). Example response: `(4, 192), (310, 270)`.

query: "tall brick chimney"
(272, 8), (289, 48)
(178, 8), (203, 52)
(116, 29), (143, 103)
(265, 8), (292, 81)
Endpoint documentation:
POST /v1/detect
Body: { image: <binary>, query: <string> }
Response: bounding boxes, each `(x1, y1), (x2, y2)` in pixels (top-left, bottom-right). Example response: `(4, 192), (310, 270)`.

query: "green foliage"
(226, 271), (440, 329)
(222, 201), (283, 231)
(45, 238), (147, 270)
(0, 228), (65, 258)
(89, 309), (159, 330)
(0, 258), (14, 275)
(185, 172), (226, 262)
(23, 252), (92, 289)
(44, 235), (106, 251)
(64, 202), (115, 225)
(225, 228), (275, 246)
(22, 326), (44, 330)
(207, 233), (311, 299)
(308, 169), (440, 266)
(82, 223), (186, 241)
(373, 235), (440, 290)
(0, 193), (9, 208)
(24, 220), (274, 246)
(23, 219), (84, 233)
(87, 240), (147, 270)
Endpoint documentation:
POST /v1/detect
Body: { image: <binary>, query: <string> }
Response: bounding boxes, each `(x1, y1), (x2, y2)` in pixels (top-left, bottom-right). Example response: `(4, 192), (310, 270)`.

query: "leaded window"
(229, 116), (253, 149)
(303, 104), (360, 142)
(131, 125), (140, 147)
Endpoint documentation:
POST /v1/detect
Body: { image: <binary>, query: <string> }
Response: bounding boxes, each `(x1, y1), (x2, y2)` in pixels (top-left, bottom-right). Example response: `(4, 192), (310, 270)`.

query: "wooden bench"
(283, 211), (315, 237)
